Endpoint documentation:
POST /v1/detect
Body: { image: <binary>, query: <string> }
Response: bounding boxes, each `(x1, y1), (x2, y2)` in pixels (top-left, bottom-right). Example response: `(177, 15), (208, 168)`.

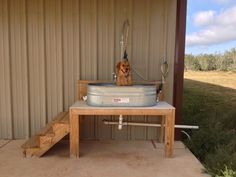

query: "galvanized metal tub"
(87, 83), (157, 107)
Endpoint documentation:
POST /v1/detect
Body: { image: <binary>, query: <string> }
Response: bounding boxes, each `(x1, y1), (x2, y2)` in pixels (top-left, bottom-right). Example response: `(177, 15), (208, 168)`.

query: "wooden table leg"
(70, 111), (79, 158)
(164, 110), (175, 157)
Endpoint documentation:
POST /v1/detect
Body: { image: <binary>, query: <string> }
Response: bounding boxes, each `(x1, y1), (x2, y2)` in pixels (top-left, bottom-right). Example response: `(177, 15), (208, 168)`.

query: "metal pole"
(103, 120), (199, 129)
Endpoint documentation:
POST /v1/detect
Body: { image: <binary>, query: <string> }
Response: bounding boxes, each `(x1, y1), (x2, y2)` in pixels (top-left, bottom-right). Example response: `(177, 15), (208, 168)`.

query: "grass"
(183, 71), (236, 177)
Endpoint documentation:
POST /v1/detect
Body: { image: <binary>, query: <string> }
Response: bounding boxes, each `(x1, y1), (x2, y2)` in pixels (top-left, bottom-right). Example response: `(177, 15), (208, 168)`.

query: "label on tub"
(113, 97), (130, 104)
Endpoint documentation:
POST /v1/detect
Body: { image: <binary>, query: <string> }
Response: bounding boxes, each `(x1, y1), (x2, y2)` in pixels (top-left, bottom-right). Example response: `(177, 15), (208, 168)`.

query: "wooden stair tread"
(21, 135), (39, 149)
(29, 125), (69, 157)
(58, 113), (69, 124)
(22, 111), (70, 157)
(37, 112), (68, 136)
(52, 111), (69, 122)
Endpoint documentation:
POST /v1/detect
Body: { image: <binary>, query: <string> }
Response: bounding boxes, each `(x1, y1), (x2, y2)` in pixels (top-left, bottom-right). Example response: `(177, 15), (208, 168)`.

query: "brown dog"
(116, 59), (132, 86)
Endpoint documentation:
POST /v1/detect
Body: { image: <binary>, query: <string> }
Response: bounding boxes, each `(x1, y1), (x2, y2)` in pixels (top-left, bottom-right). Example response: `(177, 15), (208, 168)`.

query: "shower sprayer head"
(120, 20), (130, 60)
(123, 50), (128, 61)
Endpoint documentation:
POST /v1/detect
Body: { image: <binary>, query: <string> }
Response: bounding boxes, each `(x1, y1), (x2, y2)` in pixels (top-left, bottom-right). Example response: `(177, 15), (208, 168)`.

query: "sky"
(185, 0), (236, 55)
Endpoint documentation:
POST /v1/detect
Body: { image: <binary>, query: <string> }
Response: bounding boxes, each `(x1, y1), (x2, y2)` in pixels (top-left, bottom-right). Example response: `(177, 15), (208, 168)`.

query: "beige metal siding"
(9, 0), (30, 138)
(0, 0), (176, 140)
(0, 0), (13, 139)
(27, 0), (47, 137)
(45, 0), (64, 122)
(130, 0), (150, 140)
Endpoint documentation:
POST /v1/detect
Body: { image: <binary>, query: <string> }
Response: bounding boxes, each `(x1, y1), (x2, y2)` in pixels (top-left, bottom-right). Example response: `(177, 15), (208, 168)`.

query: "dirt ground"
(184, 71), (236, 90)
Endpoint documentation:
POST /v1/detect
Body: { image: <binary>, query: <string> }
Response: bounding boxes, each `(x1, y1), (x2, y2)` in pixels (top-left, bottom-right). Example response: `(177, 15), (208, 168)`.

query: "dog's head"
(116, 60), (131, 77)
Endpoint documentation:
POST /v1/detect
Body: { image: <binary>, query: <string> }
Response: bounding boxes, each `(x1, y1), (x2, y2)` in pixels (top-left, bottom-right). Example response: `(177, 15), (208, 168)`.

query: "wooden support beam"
(70, 112), (79, 158)
(173, 0), (187, 140)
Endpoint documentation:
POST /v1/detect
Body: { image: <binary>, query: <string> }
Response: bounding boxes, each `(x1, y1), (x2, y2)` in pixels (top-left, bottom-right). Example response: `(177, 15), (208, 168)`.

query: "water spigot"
(112, 73), (117, 83)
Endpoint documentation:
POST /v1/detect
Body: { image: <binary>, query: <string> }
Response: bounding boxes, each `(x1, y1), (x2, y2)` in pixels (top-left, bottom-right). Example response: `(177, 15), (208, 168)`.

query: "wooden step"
(38, 112), (68, 136)
(23, 147), (40, 158)
(22, 112), (68, 149)
(53, 114), (69, 131)
(39, 133), (55, 147)
(59, 113), (69, 124)
(21, 135), (39, 149)
(22, 111), (70, 157)
(34, 126), (70, 157)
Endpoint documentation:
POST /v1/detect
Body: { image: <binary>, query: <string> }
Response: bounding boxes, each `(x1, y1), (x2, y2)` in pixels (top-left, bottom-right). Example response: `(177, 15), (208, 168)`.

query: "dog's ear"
(116, 61), (121, 71)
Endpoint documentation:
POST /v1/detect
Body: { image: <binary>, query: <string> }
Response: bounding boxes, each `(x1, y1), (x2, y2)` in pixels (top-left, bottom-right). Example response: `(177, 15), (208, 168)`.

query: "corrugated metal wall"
(0, 0), (177, 139)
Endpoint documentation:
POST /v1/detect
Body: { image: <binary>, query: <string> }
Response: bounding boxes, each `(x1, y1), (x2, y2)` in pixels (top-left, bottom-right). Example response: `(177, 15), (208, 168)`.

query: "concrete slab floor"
(0, 140), (210, 177)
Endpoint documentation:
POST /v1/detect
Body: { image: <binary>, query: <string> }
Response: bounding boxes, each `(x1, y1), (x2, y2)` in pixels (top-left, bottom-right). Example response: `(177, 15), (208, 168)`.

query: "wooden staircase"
(21, 112), (70, 157)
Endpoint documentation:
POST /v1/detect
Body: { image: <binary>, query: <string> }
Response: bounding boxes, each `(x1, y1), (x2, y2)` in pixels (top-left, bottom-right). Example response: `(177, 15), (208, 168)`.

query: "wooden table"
(69, 101), (175, 158)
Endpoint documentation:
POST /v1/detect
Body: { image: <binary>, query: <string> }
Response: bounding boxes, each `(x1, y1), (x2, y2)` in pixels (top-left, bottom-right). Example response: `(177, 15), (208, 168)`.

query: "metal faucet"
(112, 72), (117, 83)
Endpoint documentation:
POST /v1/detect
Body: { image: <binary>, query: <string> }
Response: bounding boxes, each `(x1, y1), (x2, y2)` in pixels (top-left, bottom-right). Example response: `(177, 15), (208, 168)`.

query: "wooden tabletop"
(70, 101), (175, 110)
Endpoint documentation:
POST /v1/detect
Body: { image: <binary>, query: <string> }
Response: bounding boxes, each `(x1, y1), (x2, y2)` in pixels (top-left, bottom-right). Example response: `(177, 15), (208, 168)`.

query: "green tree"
(185, 47), (236, 71)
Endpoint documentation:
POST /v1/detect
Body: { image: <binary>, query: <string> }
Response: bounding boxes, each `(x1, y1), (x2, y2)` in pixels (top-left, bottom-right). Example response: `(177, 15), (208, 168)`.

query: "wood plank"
(37, 112), (68, 136)
(35, 125), (70, 157)
(52, 122), (69, 132)
(59, 113), (69, 124)
(24, 147), (40, 158)
(22, 112), (68, 149)
(70, 113), (79, 158)
(164, 109), (175, 157)
(39, 134), (54, 147)
(21, 135), (39, 149)
(51, 112), (69, 123)
(23, 119), (70, 157)
(71, 108), (173, 116)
